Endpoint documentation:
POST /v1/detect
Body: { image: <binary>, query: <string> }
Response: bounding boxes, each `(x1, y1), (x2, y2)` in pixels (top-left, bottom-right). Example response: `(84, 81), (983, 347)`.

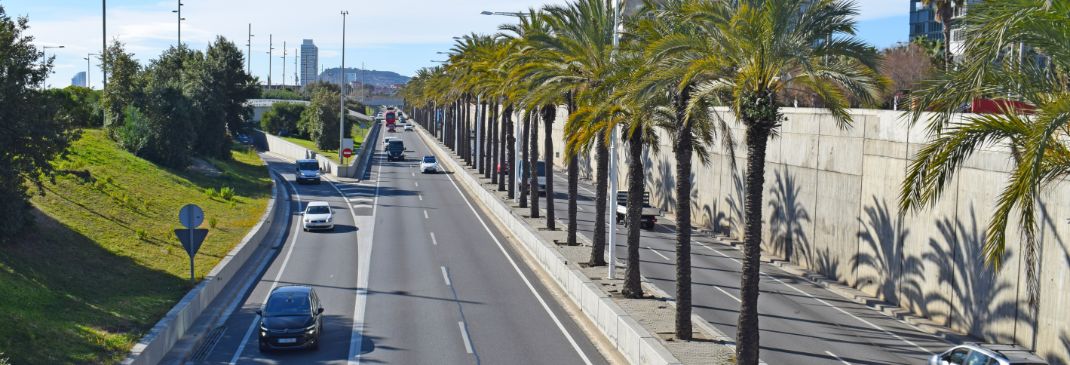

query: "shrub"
(134, 229), (148, 241)
(208, 216), (218, 228)
(218, 186), (235, 201)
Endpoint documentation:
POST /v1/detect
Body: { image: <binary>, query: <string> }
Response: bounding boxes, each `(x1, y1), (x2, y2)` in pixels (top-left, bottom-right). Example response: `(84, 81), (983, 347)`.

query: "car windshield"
(264, 291), (310, 316)
(306, 205), (330, 215)
(297, 162), (318, 171)
(535, 162), (546, 176)
(423, 156), (436, 163)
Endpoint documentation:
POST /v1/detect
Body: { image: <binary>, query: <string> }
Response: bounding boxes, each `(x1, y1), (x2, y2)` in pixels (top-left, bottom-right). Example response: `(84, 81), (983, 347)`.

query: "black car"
(257, 286), (324, 352)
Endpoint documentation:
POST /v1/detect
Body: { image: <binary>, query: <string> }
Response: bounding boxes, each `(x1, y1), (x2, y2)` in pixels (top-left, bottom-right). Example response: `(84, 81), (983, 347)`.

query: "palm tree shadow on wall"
(724, 166), (746, 237)
(767, 168), (811, 266)
(852, 197), (909, 302)
(650, 155), (677, 213)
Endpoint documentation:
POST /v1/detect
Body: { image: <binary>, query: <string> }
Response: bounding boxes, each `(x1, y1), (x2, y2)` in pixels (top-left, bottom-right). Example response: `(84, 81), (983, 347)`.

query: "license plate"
(278, 338), (297, 344)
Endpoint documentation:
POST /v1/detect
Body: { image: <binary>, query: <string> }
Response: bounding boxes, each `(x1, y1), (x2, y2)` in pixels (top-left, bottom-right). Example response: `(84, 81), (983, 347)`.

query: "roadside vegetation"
(402, 0), (1065, 362)
(1, 130), (270, 363)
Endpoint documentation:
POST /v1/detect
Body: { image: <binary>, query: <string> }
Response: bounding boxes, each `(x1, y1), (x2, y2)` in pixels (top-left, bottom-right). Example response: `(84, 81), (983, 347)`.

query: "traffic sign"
(179, 204), (204, 229)
(174, 228), (208, 257)
(341, 148), (354, 158)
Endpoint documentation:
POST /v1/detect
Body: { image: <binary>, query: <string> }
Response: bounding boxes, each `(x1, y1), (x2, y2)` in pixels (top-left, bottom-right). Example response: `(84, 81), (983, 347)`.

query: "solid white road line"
(349, 156), (384, 365)
(229, 176), (304, 365)
(430, 232), (438, 246)
(419, 194), (423, 201)
(825, 350), (852, 365)
(646, 246), (671, 261)
(441, 266), (452, 286)
(424, 210), (429, 219)
(458, 321), (474, 354)
(443, 164), (593, 365)
(700, 242), (936, 354)
(715, 286), (742, 303)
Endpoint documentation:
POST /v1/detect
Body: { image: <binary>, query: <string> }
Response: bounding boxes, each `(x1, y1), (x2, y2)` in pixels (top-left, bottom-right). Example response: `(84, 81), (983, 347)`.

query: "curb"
(415, 125), (684, 365)
(121, 160), (287, 365)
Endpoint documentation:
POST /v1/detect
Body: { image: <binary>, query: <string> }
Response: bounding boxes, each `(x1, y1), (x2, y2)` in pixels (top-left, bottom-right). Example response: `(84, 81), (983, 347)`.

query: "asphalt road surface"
(195, 130), (606, 364)
(537, 168), (953, 365)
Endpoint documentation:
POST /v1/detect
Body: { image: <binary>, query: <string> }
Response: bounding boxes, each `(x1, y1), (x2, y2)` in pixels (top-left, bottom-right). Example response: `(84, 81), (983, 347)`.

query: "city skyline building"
(300, 39), (318, 87)
(71, 71), (86, 87)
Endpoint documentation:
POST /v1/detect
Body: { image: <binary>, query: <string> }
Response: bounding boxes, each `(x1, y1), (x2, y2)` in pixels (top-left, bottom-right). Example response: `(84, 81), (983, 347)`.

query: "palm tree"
(901, 0), (1070, 313)
(919, 0), (964, 70)
(626, 0), (726, 339)
(676, 1), (882, 362)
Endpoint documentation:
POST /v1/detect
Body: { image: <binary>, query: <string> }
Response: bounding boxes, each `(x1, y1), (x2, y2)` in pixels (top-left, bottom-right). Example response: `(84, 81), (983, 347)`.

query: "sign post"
(176, 204), (208, 284)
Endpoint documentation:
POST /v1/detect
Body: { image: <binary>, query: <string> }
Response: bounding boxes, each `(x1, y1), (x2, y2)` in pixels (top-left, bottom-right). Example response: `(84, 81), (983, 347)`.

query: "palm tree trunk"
(674, 88), (694, 340)
(736, 124), (771, 365)
(588, 134), (609, 266)
(529, 109), (540, 218)
(520, 110), (530, 208)
(566, 93), (579, 246)
(479, 101), (487, 176)
(622, 128), (645, 299)
(499, 103), (508, 191)
(542, 104), (557, 230)
(506, 105), (516, 198)
(940, 6), (953, 70)
(492, 101), (500, 186)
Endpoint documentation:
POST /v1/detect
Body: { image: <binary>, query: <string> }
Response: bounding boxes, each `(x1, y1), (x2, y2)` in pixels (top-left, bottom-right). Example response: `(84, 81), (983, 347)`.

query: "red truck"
(385, 108), (397, 133)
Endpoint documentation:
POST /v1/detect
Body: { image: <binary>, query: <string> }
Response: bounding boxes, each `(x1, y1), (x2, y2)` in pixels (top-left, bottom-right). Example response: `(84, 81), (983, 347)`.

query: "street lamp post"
(281, 41), (287, 87)
(85, 53), (99, 88)
(171, 1), (184, 46)
(266, 34), (274, 87)
(340, 10), (349, 166)
(606, 0), (622, 279)
(246, 24), (254, 73)
(40, 45), (64, 89)
(102, 0), (107, 88)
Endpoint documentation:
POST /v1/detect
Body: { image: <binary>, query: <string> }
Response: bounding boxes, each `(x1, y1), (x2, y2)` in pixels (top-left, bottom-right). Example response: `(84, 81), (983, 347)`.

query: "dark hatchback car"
(257, 286), (324, 352)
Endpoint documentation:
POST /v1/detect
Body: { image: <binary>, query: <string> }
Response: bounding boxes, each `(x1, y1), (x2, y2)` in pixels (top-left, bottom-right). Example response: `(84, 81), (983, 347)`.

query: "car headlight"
(305, 325), (317, 334)
(326, 217), (332, 223)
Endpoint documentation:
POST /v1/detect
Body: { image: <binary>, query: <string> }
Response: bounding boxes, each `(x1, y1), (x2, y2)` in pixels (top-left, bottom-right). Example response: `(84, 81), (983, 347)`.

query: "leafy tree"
(116, 46), (196, 168)
(0, 6), (78, 240)
(261, 88), (305, 101)
(205, 37), (258, 143)
(101, 41), (142, 139)
(919, 0), (965, 69)
(299, 87), (342, 150)
(46, 86), (104, 127)
(260, 102), (306, 135)
(879, 42), (935, 108)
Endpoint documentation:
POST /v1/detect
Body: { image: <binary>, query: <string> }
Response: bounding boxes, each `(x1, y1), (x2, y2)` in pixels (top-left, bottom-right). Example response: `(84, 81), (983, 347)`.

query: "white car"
(302, 201), (334, 231)
(403, 124), (414, 131)
(930, 343), (1046, 365)
(420, 155), (440, 173)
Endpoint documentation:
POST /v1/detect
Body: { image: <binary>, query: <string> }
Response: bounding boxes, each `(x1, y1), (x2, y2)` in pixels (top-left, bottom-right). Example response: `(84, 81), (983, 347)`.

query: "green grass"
(281, 122), (372, 164)
(0, 129), (271, 364)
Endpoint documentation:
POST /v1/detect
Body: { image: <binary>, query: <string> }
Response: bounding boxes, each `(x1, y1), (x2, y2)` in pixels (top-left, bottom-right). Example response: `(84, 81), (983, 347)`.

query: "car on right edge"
(930, 343), (1047, 365)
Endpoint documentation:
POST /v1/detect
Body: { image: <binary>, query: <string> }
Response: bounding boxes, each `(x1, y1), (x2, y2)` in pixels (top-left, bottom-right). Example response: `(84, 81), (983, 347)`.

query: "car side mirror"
(317, 308), (325, 314)
(255, 309), (262, 316)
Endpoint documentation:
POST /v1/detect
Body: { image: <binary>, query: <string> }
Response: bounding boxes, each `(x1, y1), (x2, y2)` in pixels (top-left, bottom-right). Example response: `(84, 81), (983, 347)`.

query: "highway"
(195, 130), (607, 364)
(537, 169), (953, 364)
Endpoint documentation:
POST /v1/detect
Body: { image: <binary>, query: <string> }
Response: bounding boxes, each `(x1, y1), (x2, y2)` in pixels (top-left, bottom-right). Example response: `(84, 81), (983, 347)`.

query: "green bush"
(208, 216), (218, 228)
(134, 229), (148, 241)
(219, 187), (235, 201)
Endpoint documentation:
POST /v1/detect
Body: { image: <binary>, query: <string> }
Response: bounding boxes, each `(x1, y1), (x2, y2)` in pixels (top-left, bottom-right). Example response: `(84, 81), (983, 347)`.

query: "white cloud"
(855, 0), (910, 21)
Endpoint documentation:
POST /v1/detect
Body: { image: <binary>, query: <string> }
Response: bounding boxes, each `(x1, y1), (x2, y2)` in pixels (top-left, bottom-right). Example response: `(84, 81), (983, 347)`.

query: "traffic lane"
(358, 151), (474, 364)
(547, 171), (948, 363)
(202, 156), (360, 365)
(408, 130), (606, 364)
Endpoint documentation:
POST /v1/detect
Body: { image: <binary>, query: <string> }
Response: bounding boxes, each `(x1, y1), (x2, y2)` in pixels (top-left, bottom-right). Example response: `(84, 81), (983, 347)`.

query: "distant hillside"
(320, 67), (410, 86)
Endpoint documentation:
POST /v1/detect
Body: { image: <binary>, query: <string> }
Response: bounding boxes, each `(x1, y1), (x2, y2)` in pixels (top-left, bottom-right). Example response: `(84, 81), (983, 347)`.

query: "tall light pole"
(606, 0), (622, 279)
(41, 45), (64, 89)
(85, 53), (99, 88)
(246, 24), (253, 73)
(266, 34), (274, 87)
(281, 41), (287, 87)
(102, 0), (107, 88)
(340, 10), (349, 166)
(480, 11), (526, 202)
(171, 1), (184, 46)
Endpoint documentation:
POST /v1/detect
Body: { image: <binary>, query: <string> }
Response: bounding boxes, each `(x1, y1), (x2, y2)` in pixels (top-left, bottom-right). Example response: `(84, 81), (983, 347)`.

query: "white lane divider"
(424, 210), (429, 219)
(441, 266), (452, 286)
(418, 194), (423, 201)
(415, 181), (419, 187)
(825, 350), (852, 365)
(430, 232), (438, 246)
(715, 286), (741, 303)
(698, 241), (935, 354)
(457, 321), (474, 354)
(646, 246), (671, 261)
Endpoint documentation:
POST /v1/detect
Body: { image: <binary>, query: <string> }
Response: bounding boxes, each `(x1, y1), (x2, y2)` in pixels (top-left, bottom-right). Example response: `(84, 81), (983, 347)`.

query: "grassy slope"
(0, 129), (270, 364)
(281, 121), (372, 163)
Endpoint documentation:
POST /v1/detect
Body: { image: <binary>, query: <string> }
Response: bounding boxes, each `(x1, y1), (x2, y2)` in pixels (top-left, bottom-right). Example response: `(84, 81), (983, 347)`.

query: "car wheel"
(259, 341), (270, 353)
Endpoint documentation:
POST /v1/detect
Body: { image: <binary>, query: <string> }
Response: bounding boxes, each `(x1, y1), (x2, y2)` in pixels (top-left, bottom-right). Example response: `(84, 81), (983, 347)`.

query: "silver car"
(930, 343), (1047, 365)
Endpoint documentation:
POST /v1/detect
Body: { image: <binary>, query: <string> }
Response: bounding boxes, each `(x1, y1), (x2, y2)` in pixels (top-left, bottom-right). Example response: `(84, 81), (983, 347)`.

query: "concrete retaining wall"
(121, 172), (284, 365)
(540, 107), (1069, 364)
(415, 125), (682, 365)
(261, 125), (381, 179)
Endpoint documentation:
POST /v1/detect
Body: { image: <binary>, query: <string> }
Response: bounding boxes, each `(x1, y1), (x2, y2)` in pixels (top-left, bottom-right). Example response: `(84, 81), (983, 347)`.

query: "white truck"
(615, 190), (660, 230)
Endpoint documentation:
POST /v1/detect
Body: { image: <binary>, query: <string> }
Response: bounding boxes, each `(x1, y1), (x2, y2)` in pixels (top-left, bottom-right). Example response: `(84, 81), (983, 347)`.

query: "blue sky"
(3, 0), (910, 89)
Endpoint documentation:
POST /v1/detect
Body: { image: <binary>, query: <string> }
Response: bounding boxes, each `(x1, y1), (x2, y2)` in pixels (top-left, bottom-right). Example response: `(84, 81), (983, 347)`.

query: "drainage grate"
(190, 326), (226, 362)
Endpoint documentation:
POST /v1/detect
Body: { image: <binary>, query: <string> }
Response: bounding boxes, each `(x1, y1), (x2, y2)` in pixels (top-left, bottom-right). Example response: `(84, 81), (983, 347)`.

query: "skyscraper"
(909, 0), (942, 41)
(71, 71), (87, 87)
(300, 39), (318, 87)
